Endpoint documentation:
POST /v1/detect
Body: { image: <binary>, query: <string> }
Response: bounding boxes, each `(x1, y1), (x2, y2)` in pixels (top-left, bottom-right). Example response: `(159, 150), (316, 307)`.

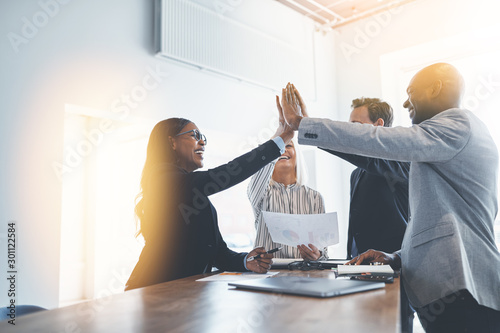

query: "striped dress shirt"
(247, 162), (328, 259)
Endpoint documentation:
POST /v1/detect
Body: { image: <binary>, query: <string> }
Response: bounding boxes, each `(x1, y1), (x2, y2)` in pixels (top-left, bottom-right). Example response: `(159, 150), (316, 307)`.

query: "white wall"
(0, 0), (338, 308)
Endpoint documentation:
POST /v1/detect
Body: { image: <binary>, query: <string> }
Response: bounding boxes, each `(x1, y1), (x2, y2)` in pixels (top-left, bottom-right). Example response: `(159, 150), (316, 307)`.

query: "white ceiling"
(275, 0), (421, 29)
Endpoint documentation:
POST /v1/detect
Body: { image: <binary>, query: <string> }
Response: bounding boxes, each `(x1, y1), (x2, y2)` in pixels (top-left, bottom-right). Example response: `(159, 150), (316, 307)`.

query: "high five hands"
(274, 95), (294, 144)
(280, 83), (309, 131)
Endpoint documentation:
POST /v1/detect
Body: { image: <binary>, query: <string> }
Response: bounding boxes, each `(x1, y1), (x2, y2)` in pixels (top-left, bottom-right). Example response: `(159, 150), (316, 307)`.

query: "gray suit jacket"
(299, 109), (500, 310)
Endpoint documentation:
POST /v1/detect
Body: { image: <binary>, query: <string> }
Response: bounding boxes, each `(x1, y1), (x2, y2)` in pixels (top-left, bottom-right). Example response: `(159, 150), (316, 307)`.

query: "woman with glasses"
(126, 108), (293, 290)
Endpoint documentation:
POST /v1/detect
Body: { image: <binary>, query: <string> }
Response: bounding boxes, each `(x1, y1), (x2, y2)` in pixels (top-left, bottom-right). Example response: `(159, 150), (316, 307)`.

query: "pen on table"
(246, 247), (283, 262)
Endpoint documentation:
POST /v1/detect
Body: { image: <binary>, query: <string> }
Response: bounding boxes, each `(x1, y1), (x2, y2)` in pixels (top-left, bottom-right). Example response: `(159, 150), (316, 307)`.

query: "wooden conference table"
(1, 270), (400, 332)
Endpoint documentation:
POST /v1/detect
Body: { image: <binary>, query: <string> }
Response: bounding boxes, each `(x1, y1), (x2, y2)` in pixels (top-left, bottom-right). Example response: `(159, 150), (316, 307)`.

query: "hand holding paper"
(298, 244), (321, 261)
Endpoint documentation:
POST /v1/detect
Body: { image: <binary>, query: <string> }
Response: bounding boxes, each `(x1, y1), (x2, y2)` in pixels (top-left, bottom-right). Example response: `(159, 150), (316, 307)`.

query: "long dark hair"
(135, 118), (192, 236)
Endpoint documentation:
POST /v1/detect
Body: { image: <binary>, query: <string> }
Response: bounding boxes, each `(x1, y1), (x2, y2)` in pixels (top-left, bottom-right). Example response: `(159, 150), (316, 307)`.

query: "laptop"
(228, 276), (385, 298)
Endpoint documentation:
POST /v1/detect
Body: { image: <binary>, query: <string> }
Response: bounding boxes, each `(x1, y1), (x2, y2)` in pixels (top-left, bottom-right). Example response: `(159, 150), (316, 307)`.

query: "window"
(380, 26), (500, 248)
(59, 105), (153, 305)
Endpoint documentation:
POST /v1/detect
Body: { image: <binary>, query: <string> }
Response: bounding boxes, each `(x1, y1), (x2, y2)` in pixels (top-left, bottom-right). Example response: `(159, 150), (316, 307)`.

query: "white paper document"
(196, 271), (278, 282)
(337, 265), (394, 275)
(262, 211), (339, 248)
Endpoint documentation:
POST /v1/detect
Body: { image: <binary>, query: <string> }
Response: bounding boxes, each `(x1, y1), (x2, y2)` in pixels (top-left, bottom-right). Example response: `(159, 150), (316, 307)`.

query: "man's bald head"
(403, 63), (465, 124)
(415, 63), (465, 105)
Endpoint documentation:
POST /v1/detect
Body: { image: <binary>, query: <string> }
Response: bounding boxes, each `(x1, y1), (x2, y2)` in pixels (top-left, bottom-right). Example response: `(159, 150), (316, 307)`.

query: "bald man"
(282, 63), (500, 332)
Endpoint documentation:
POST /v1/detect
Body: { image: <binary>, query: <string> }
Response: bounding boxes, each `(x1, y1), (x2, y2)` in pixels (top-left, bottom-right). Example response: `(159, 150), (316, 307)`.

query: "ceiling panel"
(276, 0), (421, 29)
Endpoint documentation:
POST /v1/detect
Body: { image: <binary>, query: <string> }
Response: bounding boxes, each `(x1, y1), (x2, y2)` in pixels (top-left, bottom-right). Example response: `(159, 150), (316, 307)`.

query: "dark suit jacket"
(126, 140), (281, 290)
(321, 149), (410, 259)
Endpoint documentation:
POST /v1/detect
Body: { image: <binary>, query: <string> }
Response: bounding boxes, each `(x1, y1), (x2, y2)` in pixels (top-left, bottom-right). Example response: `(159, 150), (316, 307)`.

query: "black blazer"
(322, 149), (410, 259)
(126, 140), (281, 290)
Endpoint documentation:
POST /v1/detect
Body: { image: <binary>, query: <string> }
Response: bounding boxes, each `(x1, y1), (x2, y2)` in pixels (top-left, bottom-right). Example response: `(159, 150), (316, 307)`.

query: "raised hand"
(281, 83), (303, 130)
(292, 84), (308, 117)
(274, 95), (294, 144)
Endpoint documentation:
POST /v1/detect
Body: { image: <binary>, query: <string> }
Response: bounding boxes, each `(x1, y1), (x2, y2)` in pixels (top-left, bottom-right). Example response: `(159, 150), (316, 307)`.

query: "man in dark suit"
(322, 98), (410, 259)
(322, 98), (413, 333)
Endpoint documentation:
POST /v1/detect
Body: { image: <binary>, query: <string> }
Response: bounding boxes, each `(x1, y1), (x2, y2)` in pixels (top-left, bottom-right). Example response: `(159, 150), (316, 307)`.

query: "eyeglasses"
(288, 261), (325, 271)
(175, 129), (207, 144)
